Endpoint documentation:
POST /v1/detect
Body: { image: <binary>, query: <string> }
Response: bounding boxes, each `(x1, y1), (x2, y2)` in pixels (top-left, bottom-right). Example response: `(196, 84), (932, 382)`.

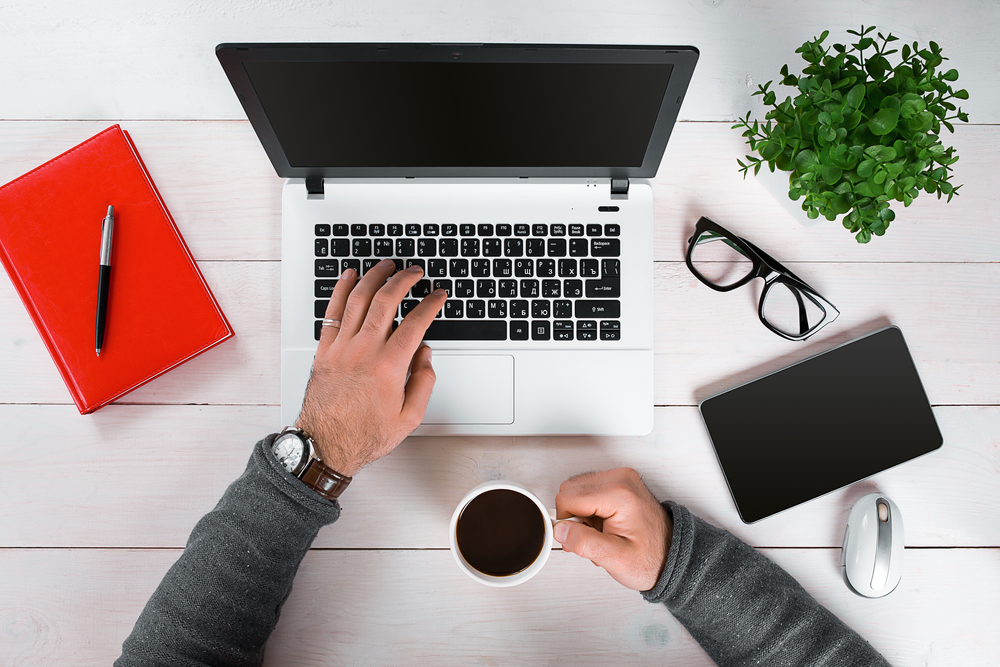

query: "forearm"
(644, 502), (889, 667)
(116, 435), (341, 667)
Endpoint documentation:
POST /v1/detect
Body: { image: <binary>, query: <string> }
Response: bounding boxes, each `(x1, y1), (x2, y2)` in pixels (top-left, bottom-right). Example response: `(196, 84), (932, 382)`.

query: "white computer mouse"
(842, 493), (904, 598)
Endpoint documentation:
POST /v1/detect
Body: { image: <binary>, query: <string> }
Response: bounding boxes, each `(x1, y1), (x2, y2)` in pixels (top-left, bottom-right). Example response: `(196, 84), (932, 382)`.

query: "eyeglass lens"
(761, 281), (827, 337)
(689, 230), (754, 287)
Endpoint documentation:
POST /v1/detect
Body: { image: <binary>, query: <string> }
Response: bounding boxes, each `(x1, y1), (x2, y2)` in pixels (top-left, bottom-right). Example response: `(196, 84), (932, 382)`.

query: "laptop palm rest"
(421, 354), (514, 425)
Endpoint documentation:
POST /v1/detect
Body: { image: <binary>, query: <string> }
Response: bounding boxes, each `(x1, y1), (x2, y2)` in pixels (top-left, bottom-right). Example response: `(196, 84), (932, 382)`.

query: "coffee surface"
(456, 489), (546, 577)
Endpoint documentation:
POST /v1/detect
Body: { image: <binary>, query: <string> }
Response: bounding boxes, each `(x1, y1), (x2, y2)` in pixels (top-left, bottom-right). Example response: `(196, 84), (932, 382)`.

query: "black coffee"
(455, 489), (546, 577)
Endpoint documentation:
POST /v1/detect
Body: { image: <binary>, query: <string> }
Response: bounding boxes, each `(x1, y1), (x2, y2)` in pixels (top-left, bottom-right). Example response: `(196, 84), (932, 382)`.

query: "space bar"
(423, 321), (507, 341)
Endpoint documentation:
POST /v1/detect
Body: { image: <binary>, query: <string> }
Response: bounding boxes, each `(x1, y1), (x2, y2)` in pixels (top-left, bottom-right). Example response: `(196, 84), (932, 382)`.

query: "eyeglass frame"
(684, 216), (840, 341)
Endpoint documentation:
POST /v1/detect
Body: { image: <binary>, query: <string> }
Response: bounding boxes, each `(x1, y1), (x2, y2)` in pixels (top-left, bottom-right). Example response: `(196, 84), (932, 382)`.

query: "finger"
(388, 288), (448, 359)
(318, 268), (356, 348)
(555, 469), (637, 520)
(400, 345), (436, 428)
(340, 259), (398, 338)
(360, 264), (426, 337)
(553, 520), (622, 565)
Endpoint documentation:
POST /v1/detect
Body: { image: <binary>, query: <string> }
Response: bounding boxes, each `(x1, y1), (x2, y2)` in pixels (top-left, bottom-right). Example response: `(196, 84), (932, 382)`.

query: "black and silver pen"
(96, 205), (114, 357)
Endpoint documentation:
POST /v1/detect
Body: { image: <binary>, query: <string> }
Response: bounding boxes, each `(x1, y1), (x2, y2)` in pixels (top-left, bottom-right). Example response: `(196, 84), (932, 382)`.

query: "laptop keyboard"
(313, 222), (621, 342)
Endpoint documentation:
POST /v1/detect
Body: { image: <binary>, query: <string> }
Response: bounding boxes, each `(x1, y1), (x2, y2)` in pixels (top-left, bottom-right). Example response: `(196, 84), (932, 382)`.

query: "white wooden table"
(1, 2), (998, 665)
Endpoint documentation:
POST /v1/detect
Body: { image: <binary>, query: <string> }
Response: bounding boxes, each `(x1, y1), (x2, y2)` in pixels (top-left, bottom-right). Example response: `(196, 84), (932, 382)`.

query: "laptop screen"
(243, 61), (673, 169)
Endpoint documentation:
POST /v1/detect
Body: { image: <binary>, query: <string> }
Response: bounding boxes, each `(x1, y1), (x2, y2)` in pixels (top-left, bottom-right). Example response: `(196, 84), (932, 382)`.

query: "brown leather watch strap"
(299, 458), (353, 501)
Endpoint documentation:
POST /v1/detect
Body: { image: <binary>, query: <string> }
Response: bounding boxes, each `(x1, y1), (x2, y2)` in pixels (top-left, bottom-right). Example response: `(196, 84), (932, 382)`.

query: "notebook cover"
(0, 125), (235, 413)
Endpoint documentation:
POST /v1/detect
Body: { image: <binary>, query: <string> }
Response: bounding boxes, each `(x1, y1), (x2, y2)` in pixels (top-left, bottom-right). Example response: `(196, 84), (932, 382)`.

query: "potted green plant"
(733, 26), (969, 243)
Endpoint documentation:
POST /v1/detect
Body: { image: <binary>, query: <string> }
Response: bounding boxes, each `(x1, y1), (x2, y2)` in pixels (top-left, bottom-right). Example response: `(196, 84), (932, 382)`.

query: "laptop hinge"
(306, 177), (325, 200)
(610, 178), (629, 200)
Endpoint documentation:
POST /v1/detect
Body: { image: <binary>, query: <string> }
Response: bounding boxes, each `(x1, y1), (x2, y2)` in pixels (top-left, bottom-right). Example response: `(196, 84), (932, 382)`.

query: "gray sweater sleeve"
(115, 434), (341, 667)
(643, 502), (890, 667)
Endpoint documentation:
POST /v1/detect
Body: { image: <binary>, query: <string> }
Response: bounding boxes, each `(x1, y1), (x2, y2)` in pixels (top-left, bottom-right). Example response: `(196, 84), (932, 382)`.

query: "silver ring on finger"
(322, 318), (342, 329)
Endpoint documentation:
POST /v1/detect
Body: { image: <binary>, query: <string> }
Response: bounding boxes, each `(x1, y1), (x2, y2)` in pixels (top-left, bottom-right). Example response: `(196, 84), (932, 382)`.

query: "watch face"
(273, 434), (305, 474)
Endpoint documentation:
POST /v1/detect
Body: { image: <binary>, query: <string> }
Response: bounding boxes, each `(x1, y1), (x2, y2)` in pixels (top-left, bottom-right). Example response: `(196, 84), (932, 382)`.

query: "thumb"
(554, 519), (618, 565)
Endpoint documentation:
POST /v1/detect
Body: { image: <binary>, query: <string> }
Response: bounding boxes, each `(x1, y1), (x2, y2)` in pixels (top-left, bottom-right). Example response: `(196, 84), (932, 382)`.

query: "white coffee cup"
(449, 480), (583, 587)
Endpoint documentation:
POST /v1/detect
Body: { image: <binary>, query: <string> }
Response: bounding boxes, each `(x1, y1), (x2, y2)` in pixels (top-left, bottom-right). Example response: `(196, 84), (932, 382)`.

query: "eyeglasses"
(685, 217), (840, 341)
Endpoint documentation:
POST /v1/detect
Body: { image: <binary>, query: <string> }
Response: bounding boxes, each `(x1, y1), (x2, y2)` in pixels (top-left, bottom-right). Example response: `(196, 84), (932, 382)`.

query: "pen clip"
(100, 205), (114, 266)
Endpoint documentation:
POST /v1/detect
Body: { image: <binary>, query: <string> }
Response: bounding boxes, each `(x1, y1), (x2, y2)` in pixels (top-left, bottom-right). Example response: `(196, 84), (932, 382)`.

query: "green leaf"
(759, 141), (783, 160)
(873, 170), (887, 185)
(868, 108), (900, 135)
(900, 97), (926, 118)
(795, 149), (820, 172)
(821, 166), (843, 185)
(845, 83), (866, 109)
(954, 89), (970, 99)
(831, 192), (854, 214)
(856, 228), (872, 243)
(818, 125), (836, 142)
(864, 145), (897, 162)
(880, 95), (901, 112)
(942, 68), (959, 81)
(857, 159), (876, 177)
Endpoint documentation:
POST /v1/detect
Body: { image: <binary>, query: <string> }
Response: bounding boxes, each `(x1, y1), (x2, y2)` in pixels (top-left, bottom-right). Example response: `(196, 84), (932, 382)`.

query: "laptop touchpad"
(422, 354), (514, 424)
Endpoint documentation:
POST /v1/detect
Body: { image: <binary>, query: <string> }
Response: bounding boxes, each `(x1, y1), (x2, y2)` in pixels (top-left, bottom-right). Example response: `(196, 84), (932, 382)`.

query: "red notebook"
(0, 125), (234, 413)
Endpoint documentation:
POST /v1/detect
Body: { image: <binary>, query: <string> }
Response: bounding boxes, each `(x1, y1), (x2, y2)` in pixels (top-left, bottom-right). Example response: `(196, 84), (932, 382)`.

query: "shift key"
(575, 300), (620, 318)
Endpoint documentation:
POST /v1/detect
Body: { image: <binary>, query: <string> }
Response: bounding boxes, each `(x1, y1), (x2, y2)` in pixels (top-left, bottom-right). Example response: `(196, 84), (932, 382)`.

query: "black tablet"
(699, 326), (942, 523)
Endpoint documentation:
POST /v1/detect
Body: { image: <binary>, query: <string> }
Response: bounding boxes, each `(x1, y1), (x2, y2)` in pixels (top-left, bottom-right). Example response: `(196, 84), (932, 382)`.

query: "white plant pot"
(754, 164), (825, 228)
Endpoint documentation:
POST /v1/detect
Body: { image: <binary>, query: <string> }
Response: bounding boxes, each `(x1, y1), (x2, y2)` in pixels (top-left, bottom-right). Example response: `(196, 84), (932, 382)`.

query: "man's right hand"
(554, 468), (672, 592)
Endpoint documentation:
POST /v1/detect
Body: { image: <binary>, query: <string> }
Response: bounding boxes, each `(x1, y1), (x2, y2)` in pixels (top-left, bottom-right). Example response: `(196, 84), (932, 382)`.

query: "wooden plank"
(1, 121), (997, 263)
(1, 405), (996, 549)
(0, 547), (995, 666)
(0, 1), (996, 123)
(3, 261), (997, 406)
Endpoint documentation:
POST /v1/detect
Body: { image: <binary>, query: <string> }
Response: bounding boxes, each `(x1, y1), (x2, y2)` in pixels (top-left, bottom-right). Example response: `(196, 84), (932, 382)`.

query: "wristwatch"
(271, 427), (352, 501)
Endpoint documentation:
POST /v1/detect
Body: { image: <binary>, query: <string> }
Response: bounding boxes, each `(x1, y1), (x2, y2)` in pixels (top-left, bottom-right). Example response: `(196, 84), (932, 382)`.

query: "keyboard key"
(423, 320), (506, 340)
(569, 238), (589, 257)
(439, 238), (459, 257)
(374, 239), (394, 257)
(514, 224), (530, 237)
(342, 259), (361, 275)
(587, 224), (602, 236)
(478, 224), (494, 236)
(526, 238), (545, 256)
(514, 258), (534, 278)
(314, 238), (329, 257)
(369, 224), (385, 236)
(442, 223), (458, 236)
(575, 300), (620, 318)
(315, 259), (339, 277)
(405, 258), (425, 272)
(406, 224), (421, 236)
(396, 238), (415, 257)
(362, 258), (380, 275)
(602, 258), (620, 277)
(391, 259), (404, 273)
(466, 299), (487, 318)
(577, 327), (597, 341)
(558, 259), (578, 277)
(488, 300), (507, 318)
(554, 320), (574, 340)
(412, 280), (432, 297)
(352, 239), (372, 256)
(510, 300), (529, 318)
(499, 279), (517, 298)
(472, 259), (490, 277)
(504, 238), (524, 257)
(423, 223), (439, 236)
(600, 320), (621, 330)
(460, 224), (476, 236)
(564, 279), (584, 298)
(315, 320), (323, 341)
(578, 320), (597, 330)
(455, 279), (474, 298)
(461, 238), (480, 257)
(550, 223), (567, 236)
(542, 279), (560, 298)
(388, 223), (403, 236)
(315, 224), (331, 236)
(496, 224), (512, 237)
(433, 279), (452, 297)
(536, 258), (556, 277)
(601, 329), (621, 341)
(449, 259), (469, 277)
(554, 299), (573, 318)
(547, 238), (567, 257)
(315, 299), (330, 318)
(493, 259), (513, 278)
(417, 238), (436, 257)
(531, 299), (551, 318)
(580, 259), (599, 277)
(401, 299), (419, 317)
(520, 279), (539, 298)
(483, 238), (502, 257)
(586, 277), (621, 298)
(604, 223), (621, 236)
(510, 320), (529, 340)
(445, 299), (464, 318)
(315, 279), (338, 298)
(477, 279), (497, 298)
(331, 239), (350, 256)
(591, 238), (621, 256)
(569, 223), (584, 236)
(351, 224), (367, 236)
(333, 224), (349, 236)
(427, 259), (447, 277)
(532, 223), (548, 236)
(532, 320), (551, 341)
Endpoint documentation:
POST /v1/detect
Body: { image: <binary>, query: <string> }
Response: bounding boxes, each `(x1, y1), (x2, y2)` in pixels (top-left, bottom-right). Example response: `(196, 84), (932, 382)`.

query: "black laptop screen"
(242, 61), (673, 169)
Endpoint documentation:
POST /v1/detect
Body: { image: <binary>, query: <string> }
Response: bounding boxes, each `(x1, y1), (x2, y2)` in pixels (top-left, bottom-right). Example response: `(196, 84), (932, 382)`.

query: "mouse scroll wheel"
(877, 501), (889, 522)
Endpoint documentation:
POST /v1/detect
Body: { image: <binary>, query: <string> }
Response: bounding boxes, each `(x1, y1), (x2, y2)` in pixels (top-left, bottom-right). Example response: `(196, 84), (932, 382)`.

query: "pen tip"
(96, 349), (101, 357)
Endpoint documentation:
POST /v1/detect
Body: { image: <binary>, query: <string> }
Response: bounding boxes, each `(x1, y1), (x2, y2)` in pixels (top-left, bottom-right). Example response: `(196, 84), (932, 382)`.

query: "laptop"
(216, 43), (698, 435)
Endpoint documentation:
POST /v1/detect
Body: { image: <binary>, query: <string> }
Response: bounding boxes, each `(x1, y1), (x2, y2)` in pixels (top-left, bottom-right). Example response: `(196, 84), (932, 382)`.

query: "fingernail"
(433, 288), (446, 296)
(379, 259), (394, 267)
(425, 345), (433, 361)
(554, 521), (570, 543)
(408, 264), (423, 273)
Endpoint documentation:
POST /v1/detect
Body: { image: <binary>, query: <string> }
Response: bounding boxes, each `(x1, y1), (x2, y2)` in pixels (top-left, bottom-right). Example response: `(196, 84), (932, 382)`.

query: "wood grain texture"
(1, 405), (996, 549)
(0, 0), (996, 123)
(0, 547), (996, 666)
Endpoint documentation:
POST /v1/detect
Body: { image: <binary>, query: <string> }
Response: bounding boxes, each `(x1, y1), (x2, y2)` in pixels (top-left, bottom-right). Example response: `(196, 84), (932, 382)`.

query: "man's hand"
(295, 260), (447, 477)
(554, 468), (672, 591)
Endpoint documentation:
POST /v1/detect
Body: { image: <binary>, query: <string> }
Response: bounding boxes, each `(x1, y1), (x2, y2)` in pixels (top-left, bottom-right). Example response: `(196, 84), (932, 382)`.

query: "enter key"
(585, 276), (620, 298)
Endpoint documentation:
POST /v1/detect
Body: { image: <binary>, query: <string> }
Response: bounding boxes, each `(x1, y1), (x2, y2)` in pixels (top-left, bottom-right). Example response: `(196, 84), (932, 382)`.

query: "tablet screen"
(699, 327), (942, 523)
